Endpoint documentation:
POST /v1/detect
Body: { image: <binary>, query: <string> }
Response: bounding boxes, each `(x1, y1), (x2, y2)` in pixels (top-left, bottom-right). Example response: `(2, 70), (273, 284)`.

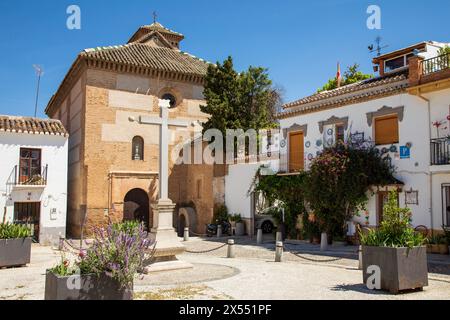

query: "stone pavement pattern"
(1, 241), (450, 300)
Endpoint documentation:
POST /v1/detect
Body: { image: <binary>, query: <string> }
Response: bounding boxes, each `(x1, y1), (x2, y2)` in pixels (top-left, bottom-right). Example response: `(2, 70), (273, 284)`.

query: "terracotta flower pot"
(431, 244), (440, 254)
(439, 244), (449, 255)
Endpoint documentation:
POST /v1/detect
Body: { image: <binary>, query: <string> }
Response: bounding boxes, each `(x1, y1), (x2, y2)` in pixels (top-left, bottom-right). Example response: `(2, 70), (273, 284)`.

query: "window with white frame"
(384, 53), (415, 73)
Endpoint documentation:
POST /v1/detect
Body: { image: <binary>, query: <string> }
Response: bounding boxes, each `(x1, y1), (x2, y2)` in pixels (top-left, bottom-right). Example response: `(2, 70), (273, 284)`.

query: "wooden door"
(377, 191), (399, 226)
(14, 202), (40, 241)
(289, 131), (304, 172)
(377, 192), (388, 225)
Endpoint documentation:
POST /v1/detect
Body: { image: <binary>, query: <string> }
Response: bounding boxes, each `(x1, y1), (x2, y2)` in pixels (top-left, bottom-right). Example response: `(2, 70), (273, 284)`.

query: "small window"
(335, 124), (345, 143)
(132, 136), (144, 160)
(385, 56), (406, 72)
(161, 93), (177, 108)
(374, 115), (399, 145)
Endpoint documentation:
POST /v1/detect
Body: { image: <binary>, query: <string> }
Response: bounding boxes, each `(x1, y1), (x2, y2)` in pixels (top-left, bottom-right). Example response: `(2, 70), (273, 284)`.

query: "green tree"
(200, 57), (279, 135)
(303, 143), (395, 235)
(438, 45), (450, 55)
(317, 63), (372, 93)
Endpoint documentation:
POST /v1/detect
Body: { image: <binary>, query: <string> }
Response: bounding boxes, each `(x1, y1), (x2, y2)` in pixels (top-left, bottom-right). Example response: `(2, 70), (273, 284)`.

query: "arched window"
(161, 93), (177, 108)
(132, 136), (144, 160)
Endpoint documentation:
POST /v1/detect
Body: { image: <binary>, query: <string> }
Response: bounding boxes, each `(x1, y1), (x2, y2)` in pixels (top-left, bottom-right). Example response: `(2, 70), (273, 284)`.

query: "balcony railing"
(6, 165), (48, 187)
(430, 138), (450, 165)
(422, 53), (450, 75)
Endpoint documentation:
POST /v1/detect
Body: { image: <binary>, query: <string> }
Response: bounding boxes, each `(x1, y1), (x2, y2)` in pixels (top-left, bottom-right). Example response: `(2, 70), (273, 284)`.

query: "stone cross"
(139, 99), (190, 201)
(134, 99), (194, 272)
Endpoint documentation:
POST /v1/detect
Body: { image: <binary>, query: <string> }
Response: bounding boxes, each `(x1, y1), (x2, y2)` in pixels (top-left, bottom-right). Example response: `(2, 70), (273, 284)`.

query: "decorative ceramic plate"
(389, 145), (397, 153)
(307, 153), (314, 161)
(316, 139), (322, 147)
(280, 139), (287, 148)
(305, 141), (311, 148)
(327, 128), (333, 136)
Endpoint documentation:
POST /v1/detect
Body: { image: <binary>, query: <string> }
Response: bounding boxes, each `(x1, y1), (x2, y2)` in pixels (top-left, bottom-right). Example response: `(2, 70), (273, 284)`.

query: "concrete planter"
(45, 272), (133, 300)
(235, 222), (245, 236)
(362, 246), (428, 294)
(0, 238), (32, 268)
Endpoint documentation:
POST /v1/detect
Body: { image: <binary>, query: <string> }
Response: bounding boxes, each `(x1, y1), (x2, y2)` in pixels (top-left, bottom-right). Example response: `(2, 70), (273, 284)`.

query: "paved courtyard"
(1, 238), (450, 300)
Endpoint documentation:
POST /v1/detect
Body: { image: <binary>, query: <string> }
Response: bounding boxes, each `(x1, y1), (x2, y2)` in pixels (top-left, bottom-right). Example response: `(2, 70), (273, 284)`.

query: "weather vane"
(368, 36), (389, 57)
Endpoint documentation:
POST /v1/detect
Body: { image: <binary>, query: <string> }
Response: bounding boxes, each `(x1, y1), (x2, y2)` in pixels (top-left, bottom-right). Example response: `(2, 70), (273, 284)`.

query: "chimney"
(408, 55), (424, 87)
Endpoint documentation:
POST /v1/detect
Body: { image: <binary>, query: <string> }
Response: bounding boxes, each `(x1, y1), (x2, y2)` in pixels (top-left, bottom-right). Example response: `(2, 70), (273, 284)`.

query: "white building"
(276, 41), (450, 234)
(224, 41), (450, 235)
(0, 115), (69, 245)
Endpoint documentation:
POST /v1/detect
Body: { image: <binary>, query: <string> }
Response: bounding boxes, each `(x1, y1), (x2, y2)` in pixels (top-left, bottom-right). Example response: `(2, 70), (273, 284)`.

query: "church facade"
(46, 21), (224, 237)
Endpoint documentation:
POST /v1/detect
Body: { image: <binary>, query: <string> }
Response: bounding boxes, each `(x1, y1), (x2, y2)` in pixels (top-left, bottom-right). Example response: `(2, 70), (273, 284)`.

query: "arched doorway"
(178, 214), (187, 237)
(123, 188), (150, 230)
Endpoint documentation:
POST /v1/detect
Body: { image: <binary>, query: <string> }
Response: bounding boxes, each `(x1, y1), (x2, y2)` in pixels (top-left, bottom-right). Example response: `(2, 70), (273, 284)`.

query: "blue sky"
(0, 0), (448, 118)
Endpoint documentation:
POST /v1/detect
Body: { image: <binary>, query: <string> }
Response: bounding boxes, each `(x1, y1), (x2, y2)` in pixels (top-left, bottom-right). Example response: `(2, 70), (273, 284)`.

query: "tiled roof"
(81, 43), (209, 77)
(0, 115), (68, 136)
(278, 71), (409, 118)
(139, 22), (184, 37)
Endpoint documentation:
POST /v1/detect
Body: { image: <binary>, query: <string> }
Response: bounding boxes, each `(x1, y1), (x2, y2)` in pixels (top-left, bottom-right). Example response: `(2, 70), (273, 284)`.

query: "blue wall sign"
(400, 146), (410, 159)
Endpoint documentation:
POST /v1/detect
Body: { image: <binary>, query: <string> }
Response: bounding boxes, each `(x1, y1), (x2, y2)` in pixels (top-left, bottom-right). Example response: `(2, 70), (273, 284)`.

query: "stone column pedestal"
(144, 199), (193, 273)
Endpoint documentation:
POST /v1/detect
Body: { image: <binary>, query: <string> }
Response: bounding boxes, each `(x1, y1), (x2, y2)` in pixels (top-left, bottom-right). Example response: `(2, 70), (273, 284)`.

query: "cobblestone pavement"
(1, 240), (449, 300)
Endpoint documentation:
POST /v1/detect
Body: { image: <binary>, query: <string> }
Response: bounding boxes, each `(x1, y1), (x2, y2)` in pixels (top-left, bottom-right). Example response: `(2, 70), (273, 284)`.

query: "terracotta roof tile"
(0, 115), (68, 136)
(278, 71), (409, 118)
(81, 43), (209, 77)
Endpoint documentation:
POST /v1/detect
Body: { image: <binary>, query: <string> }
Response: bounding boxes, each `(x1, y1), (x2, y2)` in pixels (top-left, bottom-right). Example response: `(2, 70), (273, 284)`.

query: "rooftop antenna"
(368, 36), (389, 57)
(153, 11), (157, 24)
(32, 64), (44, 118)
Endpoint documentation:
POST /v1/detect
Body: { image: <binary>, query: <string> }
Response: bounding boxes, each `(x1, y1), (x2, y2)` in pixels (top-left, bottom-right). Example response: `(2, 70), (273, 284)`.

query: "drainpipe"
(417, 89), (433, 235)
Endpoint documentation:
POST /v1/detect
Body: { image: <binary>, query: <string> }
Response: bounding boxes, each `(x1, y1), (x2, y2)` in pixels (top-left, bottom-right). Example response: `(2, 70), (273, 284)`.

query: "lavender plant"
(50, 221), (153, 289)
(78, 221), (153, 288)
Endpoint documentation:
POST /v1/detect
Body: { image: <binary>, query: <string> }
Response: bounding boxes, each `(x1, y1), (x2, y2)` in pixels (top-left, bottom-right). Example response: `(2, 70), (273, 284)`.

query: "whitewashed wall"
(0, 132), (68, 245)
(224, 163), (262, 219)
(279, 93), (434, 230)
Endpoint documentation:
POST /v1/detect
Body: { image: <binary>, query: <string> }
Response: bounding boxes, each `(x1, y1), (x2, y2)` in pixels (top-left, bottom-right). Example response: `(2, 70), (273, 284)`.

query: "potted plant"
(359, 191), (428, 294)
(428, 235), (442, 254)
(0, 223), (32, 268)
(45, 221), (152, 300)
(302, 213), (320, 244)
(443, 227), (450, 255)
(229, 214), (245, 236)
(438, 229), (449, 254)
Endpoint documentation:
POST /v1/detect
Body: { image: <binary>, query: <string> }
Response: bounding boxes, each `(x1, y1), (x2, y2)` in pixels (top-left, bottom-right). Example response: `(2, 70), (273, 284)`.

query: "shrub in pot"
(230, 214), (245, 236)
(443, 227), (450, 255)
(45, 221), (153, 300)
(0, 223), (32, 268)
(359, 191), (428, 294)
(428, 235), (441, 254)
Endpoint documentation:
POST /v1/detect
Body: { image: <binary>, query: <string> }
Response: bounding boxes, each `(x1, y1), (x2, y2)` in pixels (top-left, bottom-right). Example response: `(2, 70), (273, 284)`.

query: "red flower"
(63, 260), (69, 267)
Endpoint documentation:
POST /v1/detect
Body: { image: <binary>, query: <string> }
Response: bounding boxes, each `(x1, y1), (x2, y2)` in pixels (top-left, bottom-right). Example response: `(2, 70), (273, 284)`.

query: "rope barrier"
(283, 244), (359, 263)
(189, 230), (209, 237)
(185, 243), (228, 254)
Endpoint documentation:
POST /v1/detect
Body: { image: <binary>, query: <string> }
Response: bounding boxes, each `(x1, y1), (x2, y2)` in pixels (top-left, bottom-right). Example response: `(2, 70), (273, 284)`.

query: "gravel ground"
(1, 240), (449, 300)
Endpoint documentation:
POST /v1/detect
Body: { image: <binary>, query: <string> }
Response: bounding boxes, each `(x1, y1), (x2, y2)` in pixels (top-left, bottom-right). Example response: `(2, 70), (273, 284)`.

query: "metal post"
(358, 245), (363, 270)
(257, 229), (263, 245)
(183, 227), (189, 242)
(227, 239), (235, 258)
(275, 241), (283, 262)
(276, 231), (282, 243)
(320, 232), (328, 251)
(217, 225), (222, 238)
(58, 235), (65, 251)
